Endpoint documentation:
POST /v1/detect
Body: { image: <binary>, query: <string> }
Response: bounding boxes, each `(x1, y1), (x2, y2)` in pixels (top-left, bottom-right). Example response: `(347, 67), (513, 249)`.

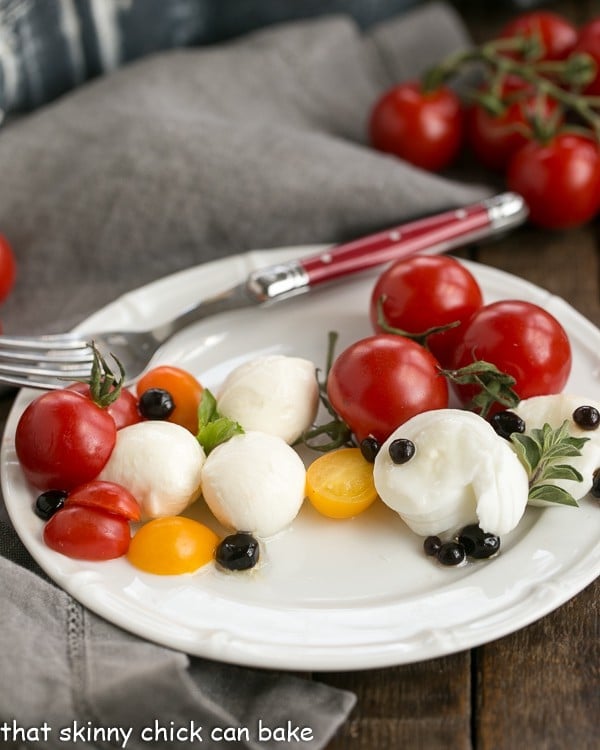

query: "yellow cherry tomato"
(127, 516), (219, 575)
(305, 447), (378, 519)
(137, 365), (203, 434)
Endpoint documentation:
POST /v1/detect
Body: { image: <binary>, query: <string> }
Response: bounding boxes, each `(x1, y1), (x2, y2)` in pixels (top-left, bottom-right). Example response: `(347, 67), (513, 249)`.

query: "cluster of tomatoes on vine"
(368, 10), (600, 230)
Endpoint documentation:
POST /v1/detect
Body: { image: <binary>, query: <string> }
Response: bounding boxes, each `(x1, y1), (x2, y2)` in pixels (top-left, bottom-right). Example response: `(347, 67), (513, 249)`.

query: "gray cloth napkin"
(0, 3), (491, 748)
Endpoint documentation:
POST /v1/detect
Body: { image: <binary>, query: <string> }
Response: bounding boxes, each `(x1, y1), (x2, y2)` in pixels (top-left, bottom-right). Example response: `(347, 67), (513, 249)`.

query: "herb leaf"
(510, 420), (589, 507)
(528, 484), (580, 507)
(196, 389), (244, 454)
(442, 359), (520, 419)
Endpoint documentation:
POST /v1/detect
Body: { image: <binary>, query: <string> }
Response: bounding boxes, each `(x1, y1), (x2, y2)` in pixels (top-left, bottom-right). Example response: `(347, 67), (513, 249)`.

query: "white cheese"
(373, 409), (529, 537)
(216, 355), (319, 444)
(512, 394), (600, 505)
(99, 421), (205, 519)
(200, 431), (306, 537)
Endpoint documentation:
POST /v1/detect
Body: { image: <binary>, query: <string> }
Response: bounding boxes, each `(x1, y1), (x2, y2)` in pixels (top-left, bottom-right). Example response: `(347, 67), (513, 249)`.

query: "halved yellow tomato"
(127, 516), (219, 575)
(305, 448), (378, 519)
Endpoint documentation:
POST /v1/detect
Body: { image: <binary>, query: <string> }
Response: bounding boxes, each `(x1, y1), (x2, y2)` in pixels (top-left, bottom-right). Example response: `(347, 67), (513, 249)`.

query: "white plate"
(2, 247), (600, 672)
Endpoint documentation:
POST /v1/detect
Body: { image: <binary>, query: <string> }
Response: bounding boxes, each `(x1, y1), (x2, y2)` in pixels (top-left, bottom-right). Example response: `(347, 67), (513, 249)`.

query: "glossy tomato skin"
(327, 334), (448, 444)
(369, 255), (483, 368)
(136, 365), (203, 434)
(68, 382), (141, 430)
(368, 81), (463, 172)
(573, 19), (600, 95)
(0, 233), (16, 304)
(66, 480), (141, 522)
(500, 11), (578, 60)
(450, 300), (572, 412)
(15, 390), (117, 490)
(43, 505), (130, 561)
(507, 134), (600, 229)
(466, 76), (561, 172)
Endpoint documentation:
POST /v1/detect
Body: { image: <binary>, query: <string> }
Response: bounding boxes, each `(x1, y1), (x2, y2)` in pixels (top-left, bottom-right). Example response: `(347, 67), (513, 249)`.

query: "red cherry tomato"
(68, 382), (141, 430)
(450, 300), (572, 413)
(43, 505), (130, 561)
(15, 390), (117, 490)
(507, 133), (600, 229)
(0, 233), (16, 304)
(368, 81), (464, 172)
(369, 255), (483, 368)
(466, 76), (562, 172)
(573, 19), (600, 95)
(66, 480), (141, 522)
(327, 334), (448, 444)
(500, 11), (577, 60)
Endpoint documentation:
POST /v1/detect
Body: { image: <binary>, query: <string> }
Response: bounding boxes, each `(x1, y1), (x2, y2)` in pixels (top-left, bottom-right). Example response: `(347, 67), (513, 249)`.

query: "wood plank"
(476, 224), (600, 327)
(475, 577), (600, 750)
(323, 653), (472, 750)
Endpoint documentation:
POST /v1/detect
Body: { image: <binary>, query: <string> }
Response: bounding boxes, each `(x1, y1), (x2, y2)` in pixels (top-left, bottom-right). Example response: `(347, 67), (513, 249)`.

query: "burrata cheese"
(99, 421), (205, 519)
(216, 355), (319, 444)
(201, 431), (306, 537)
(373, 409), (529, 537)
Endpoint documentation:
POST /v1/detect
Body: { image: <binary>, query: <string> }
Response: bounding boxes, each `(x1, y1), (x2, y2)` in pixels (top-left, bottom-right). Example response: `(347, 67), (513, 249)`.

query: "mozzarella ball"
(99, 421), (205, 519)
(200, 431), (306, 537)
(216, 355), (319, 444)
(512, 394), (600, 505)
(373, 409), (529, 537)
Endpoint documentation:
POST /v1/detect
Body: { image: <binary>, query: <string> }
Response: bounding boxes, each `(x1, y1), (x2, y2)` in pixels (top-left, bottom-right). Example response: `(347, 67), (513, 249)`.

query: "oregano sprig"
(510, 420), (589, 506)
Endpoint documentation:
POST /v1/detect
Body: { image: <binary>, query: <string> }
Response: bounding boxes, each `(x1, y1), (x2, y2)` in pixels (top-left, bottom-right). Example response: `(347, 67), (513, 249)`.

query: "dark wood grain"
(322, 2), (600, 749)
(323, 655), (472, 750)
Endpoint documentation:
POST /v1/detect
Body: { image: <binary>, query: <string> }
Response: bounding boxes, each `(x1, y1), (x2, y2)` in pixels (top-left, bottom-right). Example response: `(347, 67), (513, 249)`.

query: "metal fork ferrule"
(246, 261), (310, 303)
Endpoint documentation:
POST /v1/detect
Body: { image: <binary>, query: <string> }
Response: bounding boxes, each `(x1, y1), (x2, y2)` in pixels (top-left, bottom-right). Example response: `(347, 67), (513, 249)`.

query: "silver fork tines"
(0, 279), (263, 390)
(0, 335), (94, 389)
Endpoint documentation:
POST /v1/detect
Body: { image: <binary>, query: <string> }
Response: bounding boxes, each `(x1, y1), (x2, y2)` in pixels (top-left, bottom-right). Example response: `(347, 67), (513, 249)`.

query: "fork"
(0, 193), (527, 390)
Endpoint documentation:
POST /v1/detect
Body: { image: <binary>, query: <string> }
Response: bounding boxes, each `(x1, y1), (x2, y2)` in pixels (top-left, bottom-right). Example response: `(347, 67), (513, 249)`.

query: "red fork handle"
(299, 192), (527, 286)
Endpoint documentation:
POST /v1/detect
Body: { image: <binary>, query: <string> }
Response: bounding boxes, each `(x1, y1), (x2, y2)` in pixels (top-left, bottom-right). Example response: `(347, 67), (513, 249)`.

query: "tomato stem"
(375, 295), (460, 348)
(442, 359), (520, 419)
(423, 37), (600, 142)
(296, 330), (355, 452)
(81, 342), (126, 408)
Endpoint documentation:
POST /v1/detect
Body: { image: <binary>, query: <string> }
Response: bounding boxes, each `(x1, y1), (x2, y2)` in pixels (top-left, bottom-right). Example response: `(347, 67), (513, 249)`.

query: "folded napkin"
(0, 3), (491, 747)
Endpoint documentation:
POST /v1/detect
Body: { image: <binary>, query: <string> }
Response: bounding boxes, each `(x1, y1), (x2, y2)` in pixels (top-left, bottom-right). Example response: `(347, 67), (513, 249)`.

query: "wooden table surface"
(0, 3), (597, 749)
(321, 2), (600, 749)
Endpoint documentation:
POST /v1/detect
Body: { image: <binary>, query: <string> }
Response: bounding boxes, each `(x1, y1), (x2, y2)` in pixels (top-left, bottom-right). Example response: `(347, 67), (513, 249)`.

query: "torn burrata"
(200, 431), (306, 537)
(373, 409), (529, 537)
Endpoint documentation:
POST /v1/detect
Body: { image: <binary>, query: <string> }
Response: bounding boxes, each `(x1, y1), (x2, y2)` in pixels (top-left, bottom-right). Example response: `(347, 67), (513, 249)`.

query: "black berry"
(458, 524), (501, 559)
(35, 489), (68, 520)
(216, 532), (260, 571)
(138, 388), (175, 420)
(572, 405), (600, 431)
(388, 438), (415, 464)
(490, 411), (526, 440)
(424, 535), (442, 556)
(437, 541), (466, 566)
(360, 437), (381, 463)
